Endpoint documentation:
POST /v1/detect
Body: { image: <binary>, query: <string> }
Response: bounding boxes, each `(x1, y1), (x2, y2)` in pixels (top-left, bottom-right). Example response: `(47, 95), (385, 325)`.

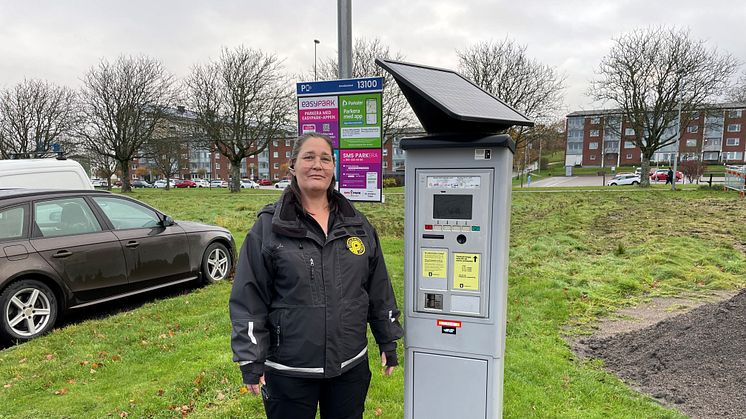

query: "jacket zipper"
(310, 258), (315, 281)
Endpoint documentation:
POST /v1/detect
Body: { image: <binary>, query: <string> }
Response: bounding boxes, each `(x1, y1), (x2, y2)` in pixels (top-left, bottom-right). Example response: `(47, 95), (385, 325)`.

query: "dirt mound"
(582, 289), (746, 419)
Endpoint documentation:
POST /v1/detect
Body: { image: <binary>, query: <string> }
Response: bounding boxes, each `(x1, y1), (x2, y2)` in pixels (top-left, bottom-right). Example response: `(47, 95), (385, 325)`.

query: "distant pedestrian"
(527, 174), (531, 187)
(666, 167), (674, 185)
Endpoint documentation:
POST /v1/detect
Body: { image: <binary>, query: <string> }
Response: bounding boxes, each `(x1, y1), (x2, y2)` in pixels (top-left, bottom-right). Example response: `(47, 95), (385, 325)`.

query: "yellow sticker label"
(453, 253), (480, 291)
(421, 249), (448, 278)
(346, 237), (365, 255)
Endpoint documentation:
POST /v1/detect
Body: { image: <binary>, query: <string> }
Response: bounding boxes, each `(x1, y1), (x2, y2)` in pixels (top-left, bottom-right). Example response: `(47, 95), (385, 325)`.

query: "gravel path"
(581, 289), (746, 418)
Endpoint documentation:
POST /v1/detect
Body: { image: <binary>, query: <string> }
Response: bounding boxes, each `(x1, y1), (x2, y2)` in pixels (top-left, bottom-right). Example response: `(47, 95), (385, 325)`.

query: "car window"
(92, 197), (161, 229)
(34, 198), (102, 238)
(0, 206), (25, 241)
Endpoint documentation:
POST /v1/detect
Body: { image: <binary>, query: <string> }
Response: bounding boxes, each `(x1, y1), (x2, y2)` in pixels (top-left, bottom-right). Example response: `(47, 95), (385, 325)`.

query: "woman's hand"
(381, 352), (396, 376)
(247, 375), (266, 395)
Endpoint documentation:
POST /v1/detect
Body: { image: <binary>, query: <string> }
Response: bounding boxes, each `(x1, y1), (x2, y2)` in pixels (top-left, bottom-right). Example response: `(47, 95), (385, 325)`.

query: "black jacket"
(229, 190), (403, 383)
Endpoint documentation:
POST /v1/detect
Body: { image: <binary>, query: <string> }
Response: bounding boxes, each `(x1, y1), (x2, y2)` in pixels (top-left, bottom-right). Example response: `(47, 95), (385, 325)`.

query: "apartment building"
(565, 103), (746, 168)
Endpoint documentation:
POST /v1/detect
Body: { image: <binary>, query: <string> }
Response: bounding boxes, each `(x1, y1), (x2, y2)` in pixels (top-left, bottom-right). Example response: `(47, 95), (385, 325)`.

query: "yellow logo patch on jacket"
(346, 237), (365, 255)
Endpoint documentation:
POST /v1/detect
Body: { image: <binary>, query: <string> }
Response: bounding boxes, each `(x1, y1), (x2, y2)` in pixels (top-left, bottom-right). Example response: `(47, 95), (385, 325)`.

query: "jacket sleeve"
(365, 225), (404, 352)
(229, 216), (274, 383)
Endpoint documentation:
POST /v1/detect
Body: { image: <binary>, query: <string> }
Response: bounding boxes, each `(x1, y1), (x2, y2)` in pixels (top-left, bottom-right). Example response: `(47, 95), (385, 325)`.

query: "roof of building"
(566, 102), (746, 118)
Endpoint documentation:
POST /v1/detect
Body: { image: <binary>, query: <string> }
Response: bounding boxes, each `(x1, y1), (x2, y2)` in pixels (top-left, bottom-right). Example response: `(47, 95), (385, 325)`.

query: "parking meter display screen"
(433, 194), (472, 220)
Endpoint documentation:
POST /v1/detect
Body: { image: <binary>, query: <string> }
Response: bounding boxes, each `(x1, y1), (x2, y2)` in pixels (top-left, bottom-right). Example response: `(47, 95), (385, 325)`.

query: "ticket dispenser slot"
(416, 170), (492, 317)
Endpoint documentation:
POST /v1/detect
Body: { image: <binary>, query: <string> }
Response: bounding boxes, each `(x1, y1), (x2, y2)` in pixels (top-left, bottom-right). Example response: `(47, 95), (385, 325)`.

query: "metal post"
(338, 0), (352, 78)
(314, 39), (320, 81)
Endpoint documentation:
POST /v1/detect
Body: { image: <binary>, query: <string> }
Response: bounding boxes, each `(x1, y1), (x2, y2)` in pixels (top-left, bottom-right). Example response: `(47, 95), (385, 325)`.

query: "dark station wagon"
(0, 189), (235, 343)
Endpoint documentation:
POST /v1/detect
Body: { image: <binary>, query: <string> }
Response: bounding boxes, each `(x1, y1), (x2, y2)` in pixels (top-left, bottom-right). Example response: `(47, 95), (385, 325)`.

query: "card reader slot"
(422, 234), (445, 239)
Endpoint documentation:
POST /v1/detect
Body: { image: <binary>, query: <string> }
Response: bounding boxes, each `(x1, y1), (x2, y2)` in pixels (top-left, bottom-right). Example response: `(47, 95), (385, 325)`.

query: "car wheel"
(0, 279), (58, 343)
(632, 181), (639, 185)
(201, 242), (232, 284)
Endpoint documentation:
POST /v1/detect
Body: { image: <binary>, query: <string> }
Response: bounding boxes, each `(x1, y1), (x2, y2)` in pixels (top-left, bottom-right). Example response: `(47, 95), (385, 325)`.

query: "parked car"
(153, 179), (176, 189)
(174, 179), (197, 188)
(0, 188), (235, 343)
(131, 180), (152, 188)
(0, 158), (93, 190)
(240, 179), (259, 189)
(650, 169), (683, 182)
(607, 173), (641, 186)
(194, 179), (210, 188)
(274, 179), (291, 189)
(90, 178), (107, 188)
(210, 180), (228, 188)
(258, 178), (272, 186)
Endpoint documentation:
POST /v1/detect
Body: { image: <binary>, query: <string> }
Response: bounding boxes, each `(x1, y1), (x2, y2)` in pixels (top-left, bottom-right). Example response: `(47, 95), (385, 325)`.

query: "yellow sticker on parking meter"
(453, 253), (480, 290)
(422, 249), (448, 278)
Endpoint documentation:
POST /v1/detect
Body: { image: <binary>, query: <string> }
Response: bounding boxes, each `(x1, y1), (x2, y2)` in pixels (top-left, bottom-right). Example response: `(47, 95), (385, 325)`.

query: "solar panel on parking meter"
(375, 59), (533, 133)
(376, 59), (534, 419)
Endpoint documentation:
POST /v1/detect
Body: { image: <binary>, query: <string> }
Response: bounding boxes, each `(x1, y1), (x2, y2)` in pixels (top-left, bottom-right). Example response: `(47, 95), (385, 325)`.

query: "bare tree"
(457, 39), (565, 183)
(143, 128), (188, 190)
(316, 38), (418, 140)
(590, 27), (737, 187)
(728, 72), (746, 103)
(185, 46), (294, 192)
(87, 150), (118, 189)
(0, 79), (78, 159)
(78, 55), (176, 192)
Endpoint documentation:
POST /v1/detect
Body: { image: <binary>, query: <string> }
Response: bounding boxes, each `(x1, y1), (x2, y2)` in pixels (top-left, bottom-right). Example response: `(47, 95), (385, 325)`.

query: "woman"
(230, 133), (403, 419)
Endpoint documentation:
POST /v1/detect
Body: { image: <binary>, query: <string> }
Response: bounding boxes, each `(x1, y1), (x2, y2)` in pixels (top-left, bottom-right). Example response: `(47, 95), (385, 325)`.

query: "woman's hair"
(287, 132), (338, 211)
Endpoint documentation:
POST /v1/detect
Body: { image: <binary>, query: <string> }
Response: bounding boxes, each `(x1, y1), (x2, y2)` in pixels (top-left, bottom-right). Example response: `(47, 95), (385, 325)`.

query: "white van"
(0, 159), (93, 190)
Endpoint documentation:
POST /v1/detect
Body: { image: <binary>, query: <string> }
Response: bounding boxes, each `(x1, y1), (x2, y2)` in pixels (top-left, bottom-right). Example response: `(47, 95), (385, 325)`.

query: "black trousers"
(262, 360), (372, 419)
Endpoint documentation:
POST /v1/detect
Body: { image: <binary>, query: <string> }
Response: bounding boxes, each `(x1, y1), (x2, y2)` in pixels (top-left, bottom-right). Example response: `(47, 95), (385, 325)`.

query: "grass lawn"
(1, 186), (745, 418)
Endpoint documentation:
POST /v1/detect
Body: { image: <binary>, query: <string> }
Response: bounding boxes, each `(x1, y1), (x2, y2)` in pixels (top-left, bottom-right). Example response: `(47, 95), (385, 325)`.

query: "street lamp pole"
(314, 39), (320, 81)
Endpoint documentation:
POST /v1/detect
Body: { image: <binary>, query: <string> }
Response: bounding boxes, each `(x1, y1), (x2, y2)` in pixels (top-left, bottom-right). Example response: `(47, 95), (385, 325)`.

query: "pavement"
(526, 176), (607, 188)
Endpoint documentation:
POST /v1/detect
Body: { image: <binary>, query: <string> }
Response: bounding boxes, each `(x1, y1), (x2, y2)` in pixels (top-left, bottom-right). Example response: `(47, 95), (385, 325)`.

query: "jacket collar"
(268, 189), (364, 240)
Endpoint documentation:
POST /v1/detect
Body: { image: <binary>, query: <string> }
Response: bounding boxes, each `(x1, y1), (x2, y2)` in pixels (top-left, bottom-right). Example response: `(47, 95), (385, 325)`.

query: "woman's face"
(293, 136), (334, 196)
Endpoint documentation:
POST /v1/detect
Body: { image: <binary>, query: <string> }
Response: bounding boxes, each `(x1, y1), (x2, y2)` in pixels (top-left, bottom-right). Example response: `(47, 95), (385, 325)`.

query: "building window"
(726, 138), (740, 146)
(589, 155), (597, 160)
(686, 139), (697, 147)
(590, 130), (600, 137)
(626, 154), (633, 159)
(690, 112), (700, 120)
(724, 151), (744, 161)
(728, 124), (741, 132)
(285, 151), (290, 158)
(687, 126), (698, 133)
(704, 138), (722, 147)
(590, 117), (601, 124)
(728, 110), (743, 118)
(589, 142), (599, 150)
(285, 140), (292, 147)
(624, 128), (635, 136)
(624, 141), (635, 149)
(383, 161), (388, 169)
(272, 140), (279, 147)
(216, 163), (220, 170)
(273, 163), (279, 169)
(273, 151), (278, 158)
(383, 149), (388, 156)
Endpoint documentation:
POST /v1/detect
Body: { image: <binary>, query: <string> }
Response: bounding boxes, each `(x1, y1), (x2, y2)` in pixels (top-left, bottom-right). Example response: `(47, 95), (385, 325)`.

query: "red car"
(258, 178), (272, 186)
(649, 169), (683, 182)
(174, 179), (197, 188)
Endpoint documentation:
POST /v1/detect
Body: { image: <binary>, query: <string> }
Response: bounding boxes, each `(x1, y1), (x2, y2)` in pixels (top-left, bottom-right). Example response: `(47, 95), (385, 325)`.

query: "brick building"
(565, 103), (746, 168)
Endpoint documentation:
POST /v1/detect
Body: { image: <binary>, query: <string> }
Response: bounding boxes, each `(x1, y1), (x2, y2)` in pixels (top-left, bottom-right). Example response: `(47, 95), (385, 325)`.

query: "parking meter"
(376, 59), (533, 419)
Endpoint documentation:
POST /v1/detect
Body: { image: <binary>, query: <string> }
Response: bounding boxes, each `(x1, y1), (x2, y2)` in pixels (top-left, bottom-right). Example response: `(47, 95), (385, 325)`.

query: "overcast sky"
(1, 0), (745, 118)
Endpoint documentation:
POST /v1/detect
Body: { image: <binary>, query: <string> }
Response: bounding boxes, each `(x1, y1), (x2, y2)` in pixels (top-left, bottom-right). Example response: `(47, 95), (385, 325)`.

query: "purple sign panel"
(298, 96), (339, 147)
(339, 149), (382, 201)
